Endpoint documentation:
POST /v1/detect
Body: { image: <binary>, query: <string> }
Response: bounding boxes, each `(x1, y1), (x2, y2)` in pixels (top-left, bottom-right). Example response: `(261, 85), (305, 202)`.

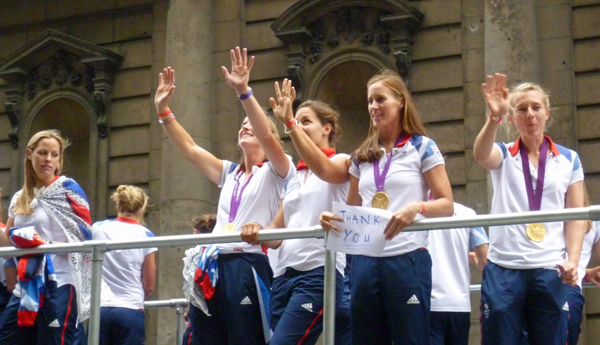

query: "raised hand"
(481, 73), (509, 119)
(270, 79), (296, 124)
(155, 67), (176, 114)
(221, 47), (255, 95)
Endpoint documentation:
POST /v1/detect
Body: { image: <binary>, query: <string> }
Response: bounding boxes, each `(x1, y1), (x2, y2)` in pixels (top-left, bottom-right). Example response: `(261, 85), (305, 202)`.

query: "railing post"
(175, 306), (185, 345)
(88, 244), (105, 345)
(323, 249), (336, 345)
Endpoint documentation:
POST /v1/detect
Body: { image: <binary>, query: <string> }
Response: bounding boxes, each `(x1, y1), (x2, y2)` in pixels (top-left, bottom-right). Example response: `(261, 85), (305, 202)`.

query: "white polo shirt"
(349, 134), (444, 257)
(214, 157), (295, 254)
(488, 138), (584, 269)
(577, 221), (600, 288)
(9, 190), (74, 288)
(429, 203), (489, 312)
(275, 154), (349, 277)
(92, 217), (157, 310)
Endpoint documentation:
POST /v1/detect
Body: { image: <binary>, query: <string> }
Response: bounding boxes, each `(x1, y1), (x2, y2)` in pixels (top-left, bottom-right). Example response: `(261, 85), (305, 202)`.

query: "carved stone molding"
(272, 0), (423, 101)
(0, 30), (123, 146)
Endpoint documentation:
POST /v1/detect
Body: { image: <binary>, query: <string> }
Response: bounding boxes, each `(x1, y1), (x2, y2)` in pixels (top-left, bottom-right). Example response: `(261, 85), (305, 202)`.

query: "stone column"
(484, 0), (539, 82)
(157, 0), (213, 344)
(483, 0), (539, 210)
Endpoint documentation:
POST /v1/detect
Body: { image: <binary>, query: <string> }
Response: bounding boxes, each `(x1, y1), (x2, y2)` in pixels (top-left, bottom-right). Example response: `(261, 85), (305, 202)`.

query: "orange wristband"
(418, 202), (425, 214)
(158, 108), (172, 117)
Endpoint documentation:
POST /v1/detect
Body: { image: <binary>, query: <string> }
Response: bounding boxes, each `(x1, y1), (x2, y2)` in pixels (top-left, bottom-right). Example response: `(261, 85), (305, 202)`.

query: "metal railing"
(0, 206), (598, 345)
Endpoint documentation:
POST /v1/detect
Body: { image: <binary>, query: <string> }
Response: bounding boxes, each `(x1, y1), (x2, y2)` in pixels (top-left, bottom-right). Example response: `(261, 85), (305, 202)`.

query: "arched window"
(0, 30), (122, 221)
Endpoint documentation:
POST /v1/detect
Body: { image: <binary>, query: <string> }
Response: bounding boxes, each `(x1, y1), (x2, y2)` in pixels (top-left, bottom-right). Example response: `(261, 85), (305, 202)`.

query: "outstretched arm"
(154, 67), (223, 185)
(222, 47), (290, 178)
(473, 73), (509, 171)
(271, 80), (349, 184)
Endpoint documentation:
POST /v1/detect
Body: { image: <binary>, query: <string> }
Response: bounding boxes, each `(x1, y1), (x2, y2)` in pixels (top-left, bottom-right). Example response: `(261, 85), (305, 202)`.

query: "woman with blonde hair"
(156, 47), (294, 345)
(320, 69), (454, 344)
(0, 129), (91, 345)
(92, 185), (156, 345)
(473, 73), (584, 345)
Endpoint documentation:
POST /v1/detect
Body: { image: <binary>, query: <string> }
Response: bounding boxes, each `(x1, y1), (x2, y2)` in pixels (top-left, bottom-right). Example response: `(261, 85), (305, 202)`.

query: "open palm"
(221, 47), (254, 95)
(481, 73), (509, 117)
(270, 78), (296, 124)
(155, 67), (176, 114)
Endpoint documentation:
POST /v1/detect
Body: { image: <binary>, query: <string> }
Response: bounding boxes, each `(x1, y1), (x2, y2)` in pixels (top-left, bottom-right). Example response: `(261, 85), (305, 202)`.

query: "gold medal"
(222, 222), (236, 233)
(526, 223), (546, 242)
(372, 191), (389, 209)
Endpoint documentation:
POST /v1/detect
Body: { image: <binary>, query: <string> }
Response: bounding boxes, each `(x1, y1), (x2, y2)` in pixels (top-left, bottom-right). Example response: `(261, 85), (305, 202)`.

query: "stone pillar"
(157, 1), (213, 344)
(484, 0), (539, 82)
(483, 0), (539, 210)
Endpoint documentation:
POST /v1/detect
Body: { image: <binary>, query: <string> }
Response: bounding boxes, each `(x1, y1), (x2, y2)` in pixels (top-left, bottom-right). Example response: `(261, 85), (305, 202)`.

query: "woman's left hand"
(383, 202), (421, 240)
(221, 46), (255, 95)
(557, 261), (578, 286)
(32, 231), (47, 245)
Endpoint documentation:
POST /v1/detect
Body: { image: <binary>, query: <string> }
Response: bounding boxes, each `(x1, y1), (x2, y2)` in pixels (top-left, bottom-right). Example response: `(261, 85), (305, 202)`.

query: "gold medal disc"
(526, 223), (546, 242)
(222, 222), (236, 233)
(372, 191), (390, 210)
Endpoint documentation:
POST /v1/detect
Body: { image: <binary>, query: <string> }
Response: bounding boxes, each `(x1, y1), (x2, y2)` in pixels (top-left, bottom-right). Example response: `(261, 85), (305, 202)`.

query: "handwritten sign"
(325, 202), (391, 256)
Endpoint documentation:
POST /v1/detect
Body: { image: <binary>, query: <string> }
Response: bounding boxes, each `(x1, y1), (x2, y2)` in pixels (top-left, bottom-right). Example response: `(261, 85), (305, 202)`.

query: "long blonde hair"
(13, 130), (69, 215)
(112, 185), (149, 224)
(354, 69), (427, 163)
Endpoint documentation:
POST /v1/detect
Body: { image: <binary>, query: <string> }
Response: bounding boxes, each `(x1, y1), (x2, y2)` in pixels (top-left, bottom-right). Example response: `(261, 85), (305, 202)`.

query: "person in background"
(428, 202), (489, 345)
(92, 185), (157, 345)
(182, 213), (217, 345)
(192, 214), (217, 235)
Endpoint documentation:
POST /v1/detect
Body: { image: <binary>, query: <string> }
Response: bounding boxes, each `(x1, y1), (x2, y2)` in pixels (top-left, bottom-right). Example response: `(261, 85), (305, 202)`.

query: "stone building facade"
(0, 1), (599, 344)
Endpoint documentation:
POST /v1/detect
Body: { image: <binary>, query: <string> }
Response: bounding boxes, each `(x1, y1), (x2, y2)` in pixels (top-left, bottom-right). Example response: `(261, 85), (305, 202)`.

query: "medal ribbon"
(519, 137), (548, 211)
(373, 132), (411, 192)
(228, 169), (255, 222)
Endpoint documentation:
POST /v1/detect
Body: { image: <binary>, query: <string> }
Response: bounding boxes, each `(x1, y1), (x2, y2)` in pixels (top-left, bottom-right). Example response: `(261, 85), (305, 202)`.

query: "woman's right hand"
(481, 73), (509, 119)
(319, 212), (342, 233)
(155, 67), (176, 114)
(240, 222), (262, 245)
(270, 78), (296, 124)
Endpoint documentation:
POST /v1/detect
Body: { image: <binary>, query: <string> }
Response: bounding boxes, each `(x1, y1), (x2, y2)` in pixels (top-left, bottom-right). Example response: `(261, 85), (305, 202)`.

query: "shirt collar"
(508, 135), (559, 157)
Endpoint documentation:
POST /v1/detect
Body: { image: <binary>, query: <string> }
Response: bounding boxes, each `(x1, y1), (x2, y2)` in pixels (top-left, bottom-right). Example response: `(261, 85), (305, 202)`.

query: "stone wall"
(1, 0), (600, 344)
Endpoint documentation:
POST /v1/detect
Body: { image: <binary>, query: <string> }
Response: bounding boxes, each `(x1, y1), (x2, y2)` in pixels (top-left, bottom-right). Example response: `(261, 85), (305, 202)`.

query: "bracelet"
(418, 202), (425, 214)
(284, 118), (297, 129)
(158, 108), (172, 117)
(159, 114), (176, 125)
(255, 222), (263, 230)
(239, 88), (253, 101)
(284, 124), (297, 134)
(489, 114), (503, 123)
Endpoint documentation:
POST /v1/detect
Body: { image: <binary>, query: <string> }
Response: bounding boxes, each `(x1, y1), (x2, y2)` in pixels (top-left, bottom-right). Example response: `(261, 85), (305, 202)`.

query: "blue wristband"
(239, 88), (253, 101)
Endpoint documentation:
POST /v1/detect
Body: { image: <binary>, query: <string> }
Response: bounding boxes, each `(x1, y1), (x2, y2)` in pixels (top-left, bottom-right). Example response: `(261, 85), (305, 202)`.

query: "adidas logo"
(407, 295), (420, 304)
(301, 303), (313, 312)
(562, 302), (569, 311)
(240, 296), (252, 305)
(48, 319), (60, 328)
